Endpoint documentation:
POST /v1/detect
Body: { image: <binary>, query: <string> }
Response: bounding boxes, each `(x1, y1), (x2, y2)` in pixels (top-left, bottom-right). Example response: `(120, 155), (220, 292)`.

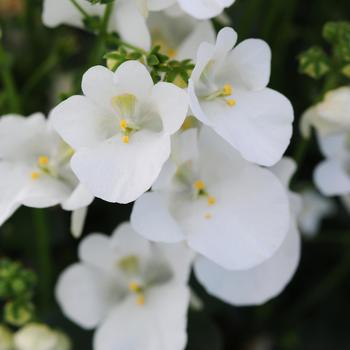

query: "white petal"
(194, 221), (300, 305)
(0, 162), (28, 225)
(113, 60), (154, 100)
(81, 65), (120, 112)
(55, 264), (119, 329)
(51, 95), (114, 149)
(317, 132), (347, 159)
(314, 159), (350, 196)
(152, 82), (189, 134)
(94, 283), (190, 350)
(114, 0), (151, 51)
(70, 207), (88, 239)
(177, 20), (216, 61)
(200, 88), (294, 166)
(224, 39), (271, 90)
(131, 192), (185, 243)
(78, 234), (116, 271)
(71, 131), (171, 203)
(175, 127), (290, 270)
(270, 157), (297, 188)
(21, 174), (72, 208)
(148, 0), (177, 11)
(177, 0), (235, 19)
(62, 183), (94, 211)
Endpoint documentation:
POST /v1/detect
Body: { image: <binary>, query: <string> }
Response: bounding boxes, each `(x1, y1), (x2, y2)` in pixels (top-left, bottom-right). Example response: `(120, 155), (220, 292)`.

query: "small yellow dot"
(194, 180), (206, 191)
(31, 172), (40, 180)
(208, 196), (216, 206)
(223, 84), (233, 96)
(38, 156), (49, 166)
(136, 294), (145, 306)
(120, 119), (128, 131)
(167, 48), (177, 58)
(122, 135), (129, 144)
(204, 213), (213, 220)
(128, 282), (142, 293)
(226, 98), (237, 107)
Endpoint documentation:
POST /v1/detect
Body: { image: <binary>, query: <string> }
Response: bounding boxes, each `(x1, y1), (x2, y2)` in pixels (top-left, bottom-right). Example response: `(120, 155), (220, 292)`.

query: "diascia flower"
(0, 113), (93, 234)
(176, 0), (236, 20)
(131, 127), (290, 271)
(52, 61), (188, 203)
(194, 158), (301, 305)
(42, 0), (179, 51)
(56, 223), (192, 350)
(188, 27), (294, 166)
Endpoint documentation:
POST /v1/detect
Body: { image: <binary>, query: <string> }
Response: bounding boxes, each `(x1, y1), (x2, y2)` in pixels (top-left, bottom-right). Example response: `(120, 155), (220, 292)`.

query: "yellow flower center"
(38, 155), (49, 167)
(128, 282), (145, 307)
(31, 172), (40, 180)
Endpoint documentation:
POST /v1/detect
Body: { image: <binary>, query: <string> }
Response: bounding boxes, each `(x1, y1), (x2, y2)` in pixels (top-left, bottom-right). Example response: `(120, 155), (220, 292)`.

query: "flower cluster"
(0, 0), (321, 349)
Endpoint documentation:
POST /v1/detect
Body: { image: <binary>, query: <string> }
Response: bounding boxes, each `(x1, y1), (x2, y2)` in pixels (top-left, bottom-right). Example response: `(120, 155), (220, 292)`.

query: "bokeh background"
(1, 0), (350, 349)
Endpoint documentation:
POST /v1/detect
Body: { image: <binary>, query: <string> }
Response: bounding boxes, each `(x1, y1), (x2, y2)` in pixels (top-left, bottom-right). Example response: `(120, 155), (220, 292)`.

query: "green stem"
(69, 0), (90, 18)
(33, 209), (52, 314)
(0, 40), (21, 113)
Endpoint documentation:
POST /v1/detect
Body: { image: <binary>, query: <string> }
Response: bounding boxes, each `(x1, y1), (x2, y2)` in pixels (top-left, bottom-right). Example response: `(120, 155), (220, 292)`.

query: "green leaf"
(298, 46), (331, 79)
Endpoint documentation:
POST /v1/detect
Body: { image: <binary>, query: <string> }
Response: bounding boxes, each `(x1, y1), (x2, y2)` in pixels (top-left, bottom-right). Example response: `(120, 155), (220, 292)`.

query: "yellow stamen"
(223, 84), (233, 96)
(128, 282), (142, 293)
(194, 180), (206, 191)
(136, 294), (145, 306)
(122, 135), (129, 144)
(208, 196), (216, 206)
(120, 119), (128, 131)
(204, 213), (213, 220)
(38, 156), (49, 167)
(226, 98), (237, 107)
(167, 48), (177, 59)
(31, 172), (40, 180)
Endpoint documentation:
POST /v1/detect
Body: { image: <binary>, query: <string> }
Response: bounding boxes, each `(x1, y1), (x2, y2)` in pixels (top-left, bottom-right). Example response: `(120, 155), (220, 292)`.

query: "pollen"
(38, 156), (49, 166)
(122, 135), (129, 144)
(120, 119), (128, 131)
(31, 172), (40, 180)
(167, 48), (177, 58)
(128, 282), (142, 293)
(208, 196), (216, 206)
(226, 98), (237, 107)
(204, 213), (213, 220)
(194, 180), (206, 191)
(223, 84), (233, 96)
(136, 294), (145, 306)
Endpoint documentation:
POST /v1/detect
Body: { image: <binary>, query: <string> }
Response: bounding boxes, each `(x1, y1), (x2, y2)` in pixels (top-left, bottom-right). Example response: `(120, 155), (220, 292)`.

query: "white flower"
(55, 223), (192, 350)
(42, 0), (176, 51)
(298, 188), (335, 237)
(0, 325), (13, 350)
(188, 27), (294, 166)
(0, 113), (93, 231)
(176, 0), (236, 20)
(52, 61), (188, 203)
(194, 157), (301, 306)
(131, 127), (290, 271)
(314, 132), (350, 196)
(301, 86), (350, 138)
(147, 11), (215, 61)
(14, 323), (71, 350)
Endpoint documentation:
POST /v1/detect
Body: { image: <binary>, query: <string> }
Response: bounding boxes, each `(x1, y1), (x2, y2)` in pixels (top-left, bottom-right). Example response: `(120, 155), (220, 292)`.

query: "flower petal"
(55, 264), (120, 329)
(71, 131), (171, 203)
(131, 192), (185, 243)
(194, 221), (300, 305)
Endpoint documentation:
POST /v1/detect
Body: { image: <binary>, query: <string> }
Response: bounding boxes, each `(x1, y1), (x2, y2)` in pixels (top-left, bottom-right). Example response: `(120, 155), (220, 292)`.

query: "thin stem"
(33, 209), (52, 314)
(69, 0), (90, 19)
(0, 39), (21, 113)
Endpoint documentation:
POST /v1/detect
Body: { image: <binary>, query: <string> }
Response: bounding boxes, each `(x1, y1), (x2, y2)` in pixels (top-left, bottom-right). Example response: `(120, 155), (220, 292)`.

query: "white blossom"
(298, 188), (335, 237)
(0, 113), (93, 232)
(14, 324), (71, 350)
(176, 0), (236, 20)
(188, 27), (294, 166)
(131, 127), (290, 271)
(55, 223), (192, 350)
(194, 157), (301, 305)
(52, 61), (188, 203)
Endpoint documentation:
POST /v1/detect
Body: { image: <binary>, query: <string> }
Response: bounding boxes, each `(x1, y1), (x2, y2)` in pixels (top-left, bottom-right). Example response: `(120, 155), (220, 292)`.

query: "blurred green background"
(1, 0), (350, 349)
